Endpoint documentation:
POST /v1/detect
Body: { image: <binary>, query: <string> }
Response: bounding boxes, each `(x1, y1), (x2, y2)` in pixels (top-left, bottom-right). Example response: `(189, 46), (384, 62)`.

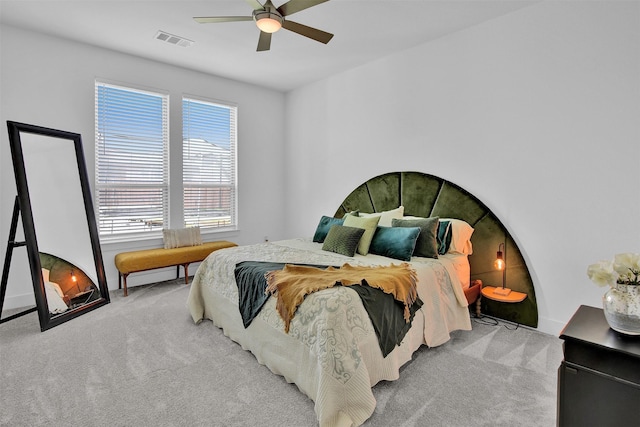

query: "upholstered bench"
(114, 240), (237, 296)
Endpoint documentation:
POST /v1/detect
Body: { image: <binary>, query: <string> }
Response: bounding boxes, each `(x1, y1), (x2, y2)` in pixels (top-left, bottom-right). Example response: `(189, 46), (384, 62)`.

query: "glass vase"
(602, 283), (640, 335)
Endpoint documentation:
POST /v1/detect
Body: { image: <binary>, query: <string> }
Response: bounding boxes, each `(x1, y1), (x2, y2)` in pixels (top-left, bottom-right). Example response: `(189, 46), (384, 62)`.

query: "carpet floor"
(0, 279), (563, 426)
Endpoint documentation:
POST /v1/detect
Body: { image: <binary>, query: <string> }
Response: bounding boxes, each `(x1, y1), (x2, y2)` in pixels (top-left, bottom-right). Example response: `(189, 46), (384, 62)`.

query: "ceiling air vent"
(155, 30), (194, 48)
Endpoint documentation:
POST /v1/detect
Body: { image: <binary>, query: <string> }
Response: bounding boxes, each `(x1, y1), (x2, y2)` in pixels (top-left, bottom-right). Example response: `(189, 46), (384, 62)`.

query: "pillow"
(359, 206), (404, 227)
(47, 280), (65, 299)
(41, 268), (50, 283)
(342, 214), (381, 255)
(403, 216), (474, 255)
(437, 220), (452, 255)
(45, 281), (68, 314)
(369, 226), (421, 261)
(440, 218), (474, 255)
(163, 227), (202, 249)
(313, 216), (345, 243)
(391, 217), (439, 259)
(321, 225), (365, 257)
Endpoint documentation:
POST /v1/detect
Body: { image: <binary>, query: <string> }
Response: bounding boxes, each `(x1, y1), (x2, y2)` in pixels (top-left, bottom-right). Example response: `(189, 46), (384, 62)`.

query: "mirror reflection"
(41, 253), (100, 315)
(20, 133), (100, 291)
(6, 121), (109, 330)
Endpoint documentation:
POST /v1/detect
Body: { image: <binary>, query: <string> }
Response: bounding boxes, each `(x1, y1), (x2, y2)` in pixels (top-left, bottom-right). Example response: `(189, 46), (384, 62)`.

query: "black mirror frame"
(7, 121), (109, 331)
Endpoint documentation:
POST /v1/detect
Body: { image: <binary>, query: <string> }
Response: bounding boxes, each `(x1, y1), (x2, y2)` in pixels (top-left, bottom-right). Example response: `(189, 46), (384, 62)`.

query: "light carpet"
(0, 279), (563, 426)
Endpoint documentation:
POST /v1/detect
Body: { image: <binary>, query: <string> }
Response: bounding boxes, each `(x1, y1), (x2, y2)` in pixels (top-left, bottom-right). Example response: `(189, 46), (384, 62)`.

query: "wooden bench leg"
(122, 273), (129, 297)
(121, 264), (190, 298)
(183, 263), (190, 284)
(176, 264), (190, 284)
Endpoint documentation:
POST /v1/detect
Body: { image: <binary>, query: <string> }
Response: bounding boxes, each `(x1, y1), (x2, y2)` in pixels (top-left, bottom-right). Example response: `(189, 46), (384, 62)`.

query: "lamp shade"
(494, 243), (505, 270)
(255, 13), (282, 33)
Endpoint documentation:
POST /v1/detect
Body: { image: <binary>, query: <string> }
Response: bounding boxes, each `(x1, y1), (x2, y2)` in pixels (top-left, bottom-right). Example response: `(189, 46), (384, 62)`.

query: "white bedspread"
(187, 239), (471, 427)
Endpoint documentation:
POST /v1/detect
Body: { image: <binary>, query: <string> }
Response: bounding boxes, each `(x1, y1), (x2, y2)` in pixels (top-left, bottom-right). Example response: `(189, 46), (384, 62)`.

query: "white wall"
(283, 1), (640, 335)
(0, 25), (286, 308)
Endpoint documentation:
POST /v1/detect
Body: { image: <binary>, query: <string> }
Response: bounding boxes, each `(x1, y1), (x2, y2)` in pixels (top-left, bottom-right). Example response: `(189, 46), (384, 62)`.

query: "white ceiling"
(0, 0), (538, 92)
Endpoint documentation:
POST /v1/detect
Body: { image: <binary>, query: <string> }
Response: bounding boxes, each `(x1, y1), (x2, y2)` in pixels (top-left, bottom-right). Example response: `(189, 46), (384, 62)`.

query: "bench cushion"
(115, 241), (237, 275)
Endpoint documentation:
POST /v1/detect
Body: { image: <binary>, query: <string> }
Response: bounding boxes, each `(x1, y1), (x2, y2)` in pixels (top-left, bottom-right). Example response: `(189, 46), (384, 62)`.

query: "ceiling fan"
(194, 0), (333, 52)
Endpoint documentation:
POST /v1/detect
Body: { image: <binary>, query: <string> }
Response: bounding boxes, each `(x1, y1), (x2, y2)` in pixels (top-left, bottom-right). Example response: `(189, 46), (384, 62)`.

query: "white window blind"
(95, 82), (169, 237)
(183, 97), (237, 230)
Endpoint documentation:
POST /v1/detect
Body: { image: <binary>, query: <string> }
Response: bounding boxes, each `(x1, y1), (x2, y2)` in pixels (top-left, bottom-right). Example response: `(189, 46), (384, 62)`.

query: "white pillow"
(45, 281), (68, 314)
(359, 206), (404, 227)
(163, 227), (202, 249)
(48, 280), (65, 298)
(42, 268), (50, 283)
(441, 218), (474, 255)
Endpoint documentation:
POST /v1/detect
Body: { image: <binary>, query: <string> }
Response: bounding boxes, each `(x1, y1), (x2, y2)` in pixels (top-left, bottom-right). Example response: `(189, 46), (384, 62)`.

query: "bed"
(187, 171), (537, 426)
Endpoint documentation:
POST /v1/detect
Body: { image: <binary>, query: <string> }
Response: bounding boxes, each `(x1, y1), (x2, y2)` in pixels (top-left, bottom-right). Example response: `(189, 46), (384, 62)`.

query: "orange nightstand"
(481, 286), (527, 303)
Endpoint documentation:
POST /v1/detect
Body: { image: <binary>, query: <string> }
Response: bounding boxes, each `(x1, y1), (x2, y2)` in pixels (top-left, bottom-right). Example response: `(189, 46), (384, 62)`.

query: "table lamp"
(493, 242), (511, 296)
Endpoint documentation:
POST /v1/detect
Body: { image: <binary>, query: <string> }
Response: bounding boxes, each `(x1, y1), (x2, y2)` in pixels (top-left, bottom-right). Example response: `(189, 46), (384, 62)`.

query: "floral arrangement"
(587, 253), (640, 287)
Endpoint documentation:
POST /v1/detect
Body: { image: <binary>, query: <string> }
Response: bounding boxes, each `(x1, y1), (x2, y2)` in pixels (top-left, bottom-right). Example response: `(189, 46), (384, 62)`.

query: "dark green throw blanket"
(234, 261), (423, 357)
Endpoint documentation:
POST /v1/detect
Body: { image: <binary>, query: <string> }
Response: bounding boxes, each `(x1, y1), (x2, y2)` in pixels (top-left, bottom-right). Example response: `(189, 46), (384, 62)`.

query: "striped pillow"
(163, 227), (202, 249)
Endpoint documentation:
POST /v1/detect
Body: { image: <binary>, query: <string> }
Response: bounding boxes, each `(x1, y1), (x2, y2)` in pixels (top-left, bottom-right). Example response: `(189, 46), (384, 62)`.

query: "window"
(95, 82), (169, 237)
(182, 97), (237, 230)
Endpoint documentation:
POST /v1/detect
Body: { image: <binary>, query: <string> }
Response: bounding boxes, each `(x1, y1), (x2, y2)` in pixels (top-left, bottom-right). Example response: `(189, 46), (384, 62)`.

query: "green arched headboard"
(334, 171), (538, 328)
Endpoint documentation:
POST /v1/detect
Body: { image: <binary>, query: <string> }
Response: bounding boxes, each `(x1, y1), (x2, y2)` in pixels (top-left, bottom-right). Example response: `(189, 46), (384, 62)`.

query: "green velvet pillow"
(437, 220), (452, 255)
(322, 225), (366, 257)
(313, 216), (345, 243)
(369, 226), (421, 261)
(392, 217), (439, 259)
(342, 213), (381, 255)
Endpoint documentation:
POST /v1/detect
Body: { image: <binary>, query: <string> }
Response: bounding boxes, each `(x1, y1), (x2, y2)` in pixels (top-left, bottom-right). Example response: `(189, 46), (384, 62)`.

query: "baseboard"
(536, 316), (566, 337)
(1, 292), (36, 311)
(473, 312), (565, 337)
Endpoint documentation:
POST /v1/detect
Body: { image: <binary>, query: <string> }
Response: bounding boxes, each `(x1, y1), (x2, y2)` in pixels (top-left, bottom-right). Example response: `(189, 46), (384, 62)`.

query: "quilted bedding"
(187, 238), (471, 426)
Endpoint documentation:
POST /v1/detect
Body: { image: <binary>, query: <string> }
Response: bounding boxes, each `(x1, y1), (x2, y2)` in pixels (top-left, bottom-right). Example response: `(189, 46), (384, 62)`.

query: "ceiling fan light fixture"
(254, 11), (283, 33)
(194, 0), (333, 52)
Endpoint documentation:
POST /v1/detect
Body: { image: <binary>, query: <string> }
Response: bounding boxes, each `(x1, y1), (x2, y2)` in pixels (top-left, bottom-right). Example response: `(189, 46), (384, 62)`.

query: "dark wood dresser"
(557, 305), (640, 427)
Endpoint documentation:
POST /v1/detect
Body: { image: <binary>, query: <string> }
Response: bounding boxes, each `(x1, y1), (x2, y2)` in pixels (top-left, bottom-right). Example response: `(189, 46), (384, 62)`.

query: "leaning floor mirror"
(5, 121), (109, 331)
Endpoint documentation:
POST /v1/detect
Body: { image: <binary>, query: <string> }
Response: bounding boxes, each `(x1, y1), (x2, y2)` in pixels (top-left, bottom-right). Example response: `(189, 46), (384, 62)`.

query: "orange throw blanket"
(265, 263), (418, 333)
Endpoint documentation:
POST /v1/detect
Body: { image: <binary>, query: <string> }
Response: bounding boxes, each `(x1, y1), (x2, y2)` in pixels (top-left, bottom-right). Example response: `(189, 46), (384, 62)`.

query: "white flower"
(587, 260), (618, 287)
(588, 253), (640, 287)
(613, 253), (640, 275)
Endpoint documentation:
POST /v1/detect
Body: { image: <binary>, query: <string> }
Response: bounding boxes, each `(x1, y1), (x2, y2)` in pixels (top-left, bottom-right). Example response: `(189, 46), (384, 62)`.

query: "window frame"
(94, 80), (170, 241)
(182, 95), (238, 232)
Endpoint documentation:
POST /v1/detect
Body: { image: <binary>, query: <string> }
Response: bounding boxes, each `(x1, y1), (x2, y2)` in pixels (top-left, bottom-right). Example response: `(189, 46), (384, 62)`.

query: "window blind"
(95, 82), (169, 237)
(183, 97), (237, 230)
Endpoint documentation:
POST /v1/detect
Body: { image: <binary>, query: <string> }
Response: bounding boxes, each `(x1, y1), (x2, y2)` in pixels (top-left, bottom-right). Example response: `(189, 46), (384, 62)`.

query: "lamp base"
(493, 287), (512, 296)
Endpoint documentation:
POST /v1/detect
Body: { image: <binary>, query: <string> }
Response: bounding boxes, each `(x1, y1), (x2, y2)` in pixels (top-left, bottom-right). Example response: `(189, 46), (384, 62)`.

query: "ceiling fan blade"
(194, 16), (253, 24)
(282, 20), (333, 44)
(277, 0), (329, 17)
(257, 31), (272, 51)
(245, 0), (265, 10)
